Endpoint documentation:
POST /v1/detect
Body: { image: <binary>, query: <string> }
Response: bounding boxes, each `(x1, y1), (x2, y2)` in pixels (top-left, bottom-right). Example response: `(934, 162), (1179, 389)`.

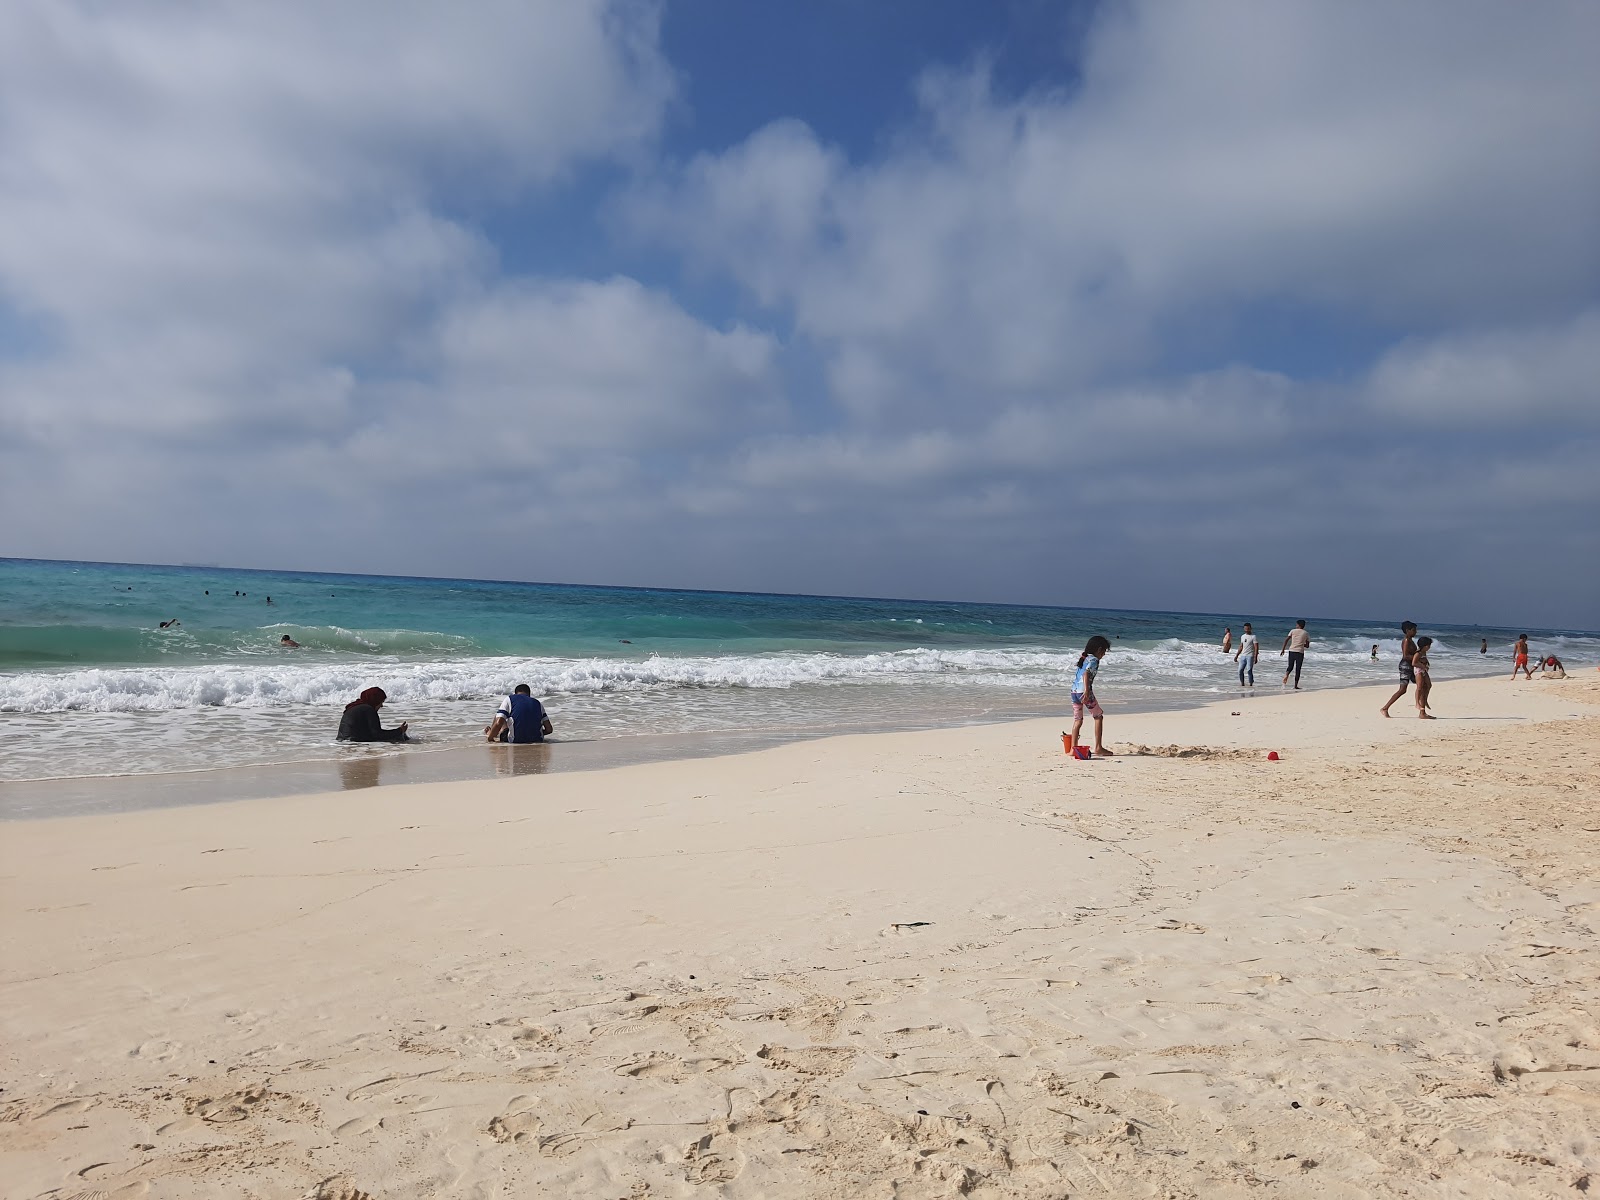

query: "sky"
(1, 0), (1597, 629)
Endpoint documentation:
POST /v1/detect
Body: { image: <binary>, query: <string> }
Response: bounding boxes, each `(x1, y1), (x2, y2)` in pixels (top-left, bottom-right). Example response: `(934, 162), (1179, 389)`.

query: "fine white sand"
(3, 673), (1598, 1199)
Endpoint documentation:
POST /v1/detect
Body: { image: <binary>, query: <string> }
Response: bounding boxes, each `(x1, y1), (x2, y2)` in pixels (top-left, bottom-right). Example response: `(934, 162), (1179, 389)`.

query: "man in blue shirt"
(484, 684), (553, 744)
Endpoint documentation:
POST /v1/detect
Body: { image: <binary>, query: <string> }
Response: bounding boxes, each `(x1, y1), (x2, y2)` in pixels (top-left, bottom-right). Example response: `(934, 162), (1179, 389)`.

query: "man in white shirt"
(1234, 622), (1259, 687)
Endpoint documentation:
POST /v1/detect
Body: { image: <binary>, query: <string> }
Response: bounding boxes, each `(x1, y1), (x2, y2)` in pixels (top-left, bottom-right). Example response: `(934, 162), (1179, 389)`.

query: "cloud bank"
(1, 0), (1596, 626)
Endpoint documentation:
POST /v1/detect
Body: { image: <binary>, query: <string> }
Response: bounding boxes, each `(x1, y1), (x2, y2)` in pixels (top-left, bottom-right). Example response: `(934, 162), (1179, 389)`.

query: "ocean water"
(2, 558), (1594, 802)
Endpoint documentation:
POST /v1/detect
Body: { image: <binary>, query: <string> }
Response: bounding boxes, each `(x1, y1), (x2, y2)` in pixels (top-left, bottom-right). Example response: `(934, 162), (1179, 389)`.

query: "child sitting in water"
(1066, 635), (1113, 759)
(1413, 637), (1435, 718)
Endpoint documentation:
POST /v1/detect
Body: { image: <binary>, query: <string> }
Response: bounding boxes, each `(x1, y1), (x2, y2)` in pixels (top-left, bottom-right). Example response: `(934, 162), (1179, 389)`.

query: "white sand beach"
(3, 674), (1597, 1198)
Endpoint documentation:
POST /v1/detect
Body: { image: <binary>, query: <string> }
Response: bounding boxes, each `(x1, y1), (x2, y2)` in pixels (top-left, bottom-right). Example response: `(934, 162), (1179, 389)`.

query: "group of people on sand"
(1069, 617), (1578, 761)
(335, 684), (553, 746)
(1220, 621), (1312, 690)
(1508, 632), (1567, 679)
(1371, 626), (1565, 719)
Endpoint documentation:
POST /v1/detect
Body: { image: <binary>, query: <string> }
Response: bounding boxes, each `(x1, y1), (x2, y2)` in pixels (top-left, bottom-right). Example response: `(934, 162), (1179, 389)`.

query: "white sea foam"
(0, 636), (1559, 716)
(4, 635), (1592, 785)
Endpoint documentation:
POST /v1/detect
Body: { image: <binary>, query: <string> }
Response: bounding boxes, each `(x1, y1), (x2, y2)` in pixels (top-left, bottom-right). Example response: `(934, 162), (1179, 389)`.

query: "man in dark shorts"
(1380, 621), (1418, 717)
(1280, 620), (1311, 689)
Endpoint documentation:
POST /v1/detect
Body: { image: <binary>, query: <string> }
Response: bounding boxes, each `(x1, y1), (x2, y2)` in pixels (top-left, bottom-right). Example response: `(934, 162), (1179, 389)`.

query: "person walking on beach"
(1234, 622), (1258, 687)
(1221, 627), (1233, 654)
(1280, 620), (1311, 689)
(337, 687), (409, 742)
(1413, 636), (1435, 718)
(1511, 634), (1534, 680)
(1066, 635), (1113, 759)
(1379, 621), (1419, 717)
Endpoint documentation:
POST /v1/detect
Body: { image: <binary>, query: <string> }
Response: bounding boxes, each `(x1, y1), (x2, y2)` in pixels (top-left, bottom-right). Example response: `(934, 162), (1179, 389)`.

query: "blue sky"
(1, 0), (1597, 628)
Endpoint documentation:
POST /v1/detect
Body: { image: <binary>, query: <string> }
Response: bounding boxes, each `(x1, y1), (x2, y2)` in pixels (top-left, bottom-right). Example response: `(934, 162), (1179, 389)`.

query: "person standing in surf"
(1234, 622), (1258, 687)
(1280, 620), (1311, 689)
(1066, 636), (1113, 759)
(1221, 627), (1233, 654)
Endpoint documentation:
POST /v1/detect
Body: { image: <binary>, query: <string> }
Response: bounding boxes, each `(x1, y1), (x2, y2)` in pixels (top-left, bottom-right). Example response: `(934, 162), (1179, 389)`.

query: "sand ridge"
(1, 674), (1597, 1197)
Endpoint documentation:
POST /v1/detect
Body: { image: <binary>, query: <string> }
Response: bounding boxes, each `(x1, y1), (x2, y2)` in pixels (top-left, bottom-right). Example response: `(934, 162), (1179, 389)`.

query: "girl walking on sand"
(1067, 635), (1114, 759)
(1414, 637), (1435, 718)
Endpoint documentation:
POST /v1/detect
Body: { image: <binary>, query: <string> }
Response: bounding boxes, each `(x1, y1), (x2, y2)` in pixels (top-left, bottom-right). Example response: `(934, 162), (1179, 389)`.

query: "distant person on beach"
(1480, 638), (1488, 654)
(1371, 644), (1379, 660)
(158, 618), (181, 629)
(1512, 635), (1533, 680)
(1540, 654), (1566, 678)
(337, 687), (408, 742)
(1221, 627), (1233, 654)
(484, 684), (553, 744)
(1234, 623), (1258, 687)
(1380, 621), (1419, 717)
(1066, 636), (1113, 759)
(1413, 637), (1435, 717)
(1280, 620), (1311, 689)
(279, 634), (300, 648)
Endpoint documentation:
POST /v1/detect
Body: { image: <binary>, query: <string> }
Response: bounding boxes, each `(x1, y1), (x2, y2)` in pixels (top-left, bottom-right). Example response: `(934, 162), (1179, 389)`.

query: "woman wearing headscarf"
(337, 687), (409, 742)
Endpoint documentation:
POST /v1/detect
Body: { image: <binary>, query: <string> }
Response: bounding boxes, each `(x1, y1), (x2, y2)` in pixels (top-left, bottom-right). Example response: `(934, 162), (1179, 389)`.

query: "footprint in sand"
(483, 1100), (540, 1145)
(510, 1023), (560, 1049)
(335, 1114), (384, 1137)
(881, 921), (934, 937)
(684, 1129), (744, 1184)
(346, 1069), (446, 1102)
(129, 1039), (177, 1061)
(308, 1181), (373, 1200)
(616, 1053), (735, 1080)
(534, 1131), (587, 1158)
(35, 1098), (98, 1120)
(59, 1184), (150, 1200)
(191, 1086), (268, 1124)
(756, 1044), (858, 1077)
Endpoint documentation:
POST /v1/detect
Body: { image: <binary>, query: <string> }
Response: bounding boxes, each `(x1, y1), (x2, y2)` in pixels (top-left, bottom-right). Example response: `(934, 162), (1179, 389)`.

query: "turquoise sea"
(2, 558), (1594, 812)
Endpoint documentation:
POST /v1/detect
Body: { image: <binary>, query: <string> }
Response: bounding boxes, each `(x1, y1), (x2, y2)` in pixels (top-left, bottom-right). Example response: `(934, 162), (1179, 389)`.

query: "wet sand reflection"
(489, 743), (551, 778)
(338, 753), (384, 791)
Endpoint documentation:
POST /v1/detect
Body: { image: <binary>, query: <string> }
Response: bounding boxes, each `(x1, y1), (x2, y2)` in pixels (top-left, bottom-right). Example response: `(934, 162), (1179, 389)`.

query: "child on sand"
(1067, 636), (1113, 759)
(1413, 636), (1435, 718)
(1512, 634), (1533, 680)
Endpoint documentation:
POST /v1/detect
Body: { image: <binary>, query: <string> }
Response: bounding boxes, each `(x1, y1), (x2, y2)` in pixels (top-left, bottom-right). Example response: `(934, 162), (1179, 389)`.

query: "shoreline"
(5, 665), (1577, 820)
(3, 675), (1596, 1196)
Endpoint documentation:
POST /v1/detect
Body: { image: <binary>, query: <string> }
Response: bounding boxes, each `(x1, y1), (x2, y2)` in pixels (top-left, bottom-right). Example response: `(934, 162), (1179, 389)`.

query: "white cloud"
(630, 0), (1600, 424)
(0, 0), (677, 437)
(0, 0), (1594, 626)
(1367, 311), (1600, 427)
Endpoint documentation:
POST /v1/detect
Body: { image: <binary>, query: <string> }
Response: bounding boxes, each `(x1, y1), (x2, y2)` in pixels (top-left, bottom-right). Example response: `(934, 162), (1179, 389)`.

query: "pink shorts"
(1071, 695), (1103, 720)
